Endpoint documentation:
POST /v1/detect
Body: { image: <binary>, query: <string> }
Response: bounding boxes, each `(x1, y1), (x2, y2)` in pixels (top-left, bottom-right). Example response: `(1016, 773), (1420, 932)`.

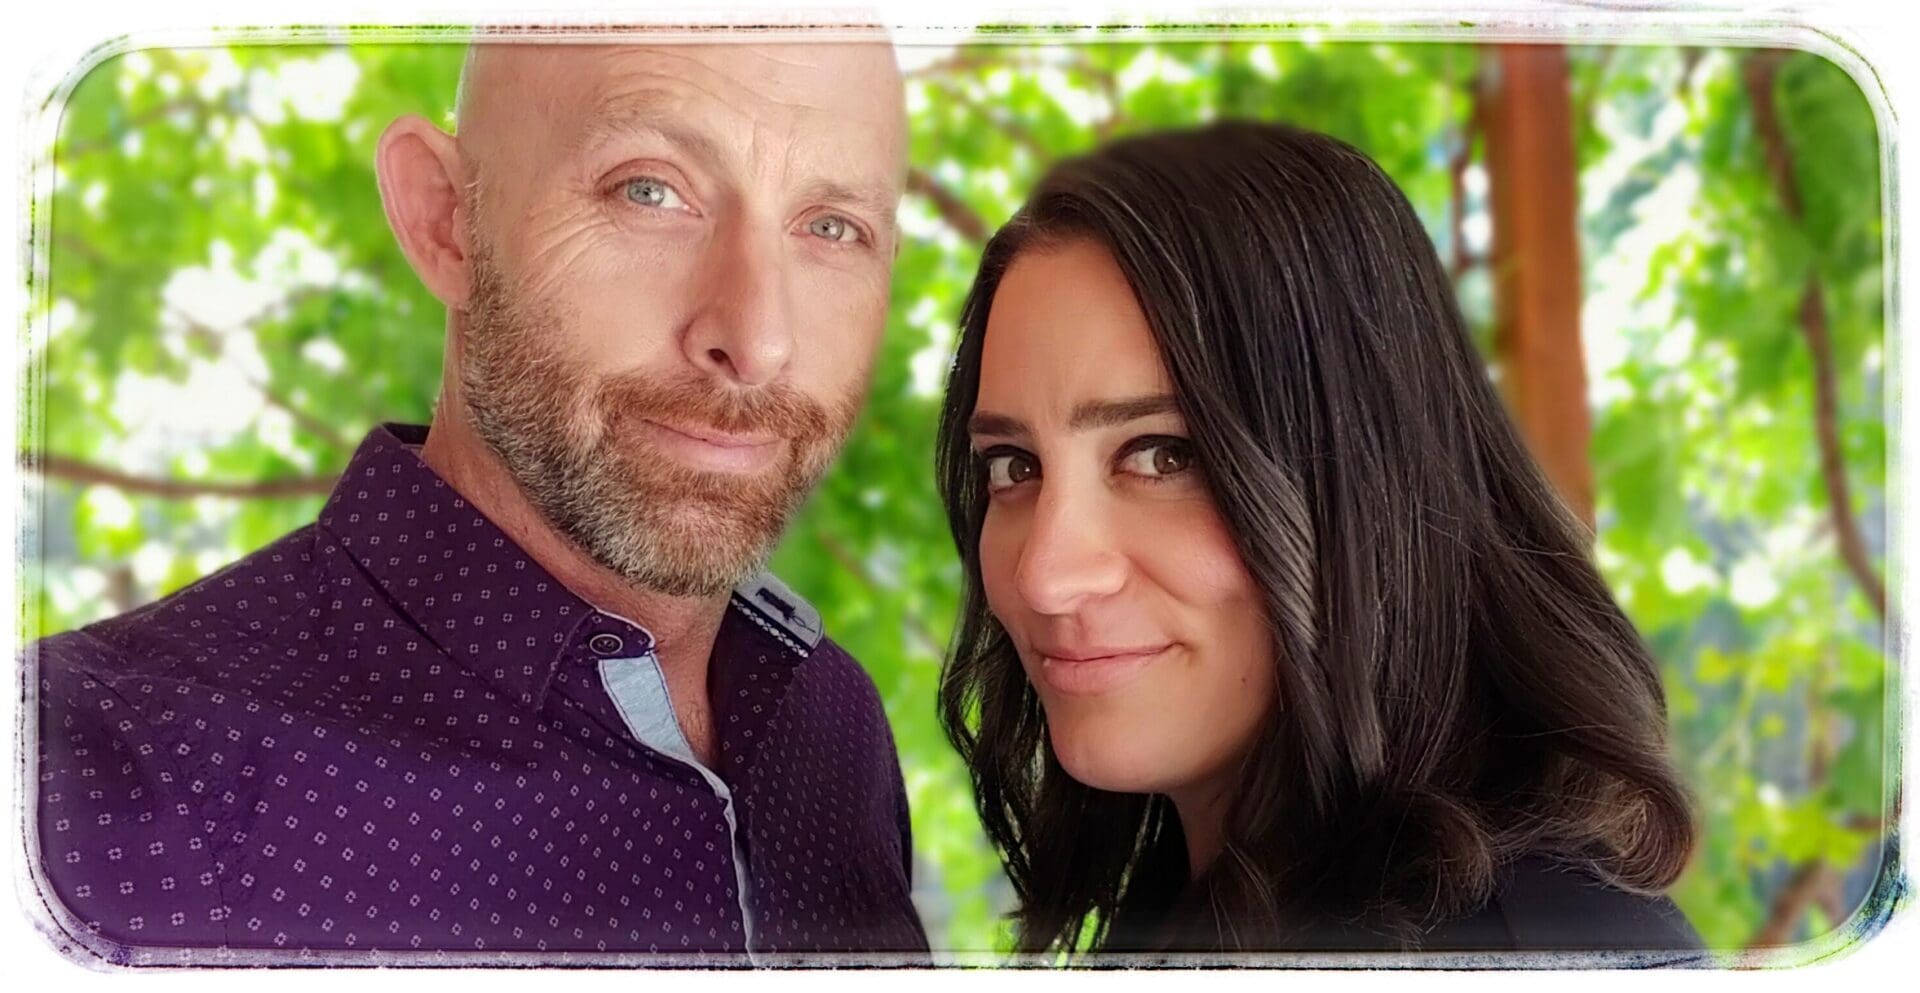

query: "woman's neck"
(1168, 776), (1236, 880)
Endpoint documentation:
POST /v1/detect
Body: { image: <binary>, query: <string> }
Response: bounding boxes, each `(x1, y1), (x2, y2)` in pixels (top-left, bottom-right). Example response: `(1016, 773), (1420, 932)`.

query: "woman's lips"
(637, 418), (782, 473)
(1034, 644), (1173, 696)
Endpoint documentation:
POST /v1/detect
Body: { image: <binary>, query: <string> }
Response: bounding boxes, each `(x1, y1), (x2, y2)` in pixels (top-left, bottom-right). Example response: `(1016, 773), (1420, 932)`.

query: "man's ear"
(375, 114), (472, 310)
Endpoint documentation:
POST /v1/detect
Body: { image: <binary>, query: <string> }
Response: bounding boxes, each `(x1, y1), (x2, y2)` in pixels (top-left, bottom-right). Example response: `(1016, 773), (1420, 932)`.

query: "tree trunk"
(1482, 44), (1594, 531)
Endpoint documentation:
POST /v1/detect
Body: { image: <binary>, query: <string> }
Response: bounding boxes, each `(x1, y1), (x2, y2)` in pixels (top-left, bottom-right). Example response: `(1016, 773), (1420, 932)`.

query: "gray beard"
(457, 247), (855, 598)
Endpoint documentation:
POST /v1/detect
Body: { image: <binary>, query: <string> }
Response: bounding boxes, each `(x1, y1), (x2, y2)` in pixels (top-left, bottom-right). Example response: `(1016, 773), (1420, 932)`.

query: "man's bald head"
(452, 37), (904, 123)
(449, 43), (905, 213)
(374, 40), (908, 597)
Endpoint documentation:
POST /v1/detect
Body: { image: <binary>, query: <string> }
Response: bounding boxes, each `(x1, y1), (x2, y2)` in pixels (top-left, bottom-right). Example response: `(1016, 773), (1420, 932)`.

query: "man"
(31, 40), (926, 964)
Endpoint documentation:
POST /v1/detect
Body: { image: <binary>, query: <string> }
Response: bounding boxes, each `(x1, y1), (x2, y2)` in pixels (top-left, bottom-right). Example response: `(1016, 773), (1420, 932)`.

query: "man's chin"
(605, 448), (797, 503)
(529, 453), (822, 597)
(583, 506), (785, 594)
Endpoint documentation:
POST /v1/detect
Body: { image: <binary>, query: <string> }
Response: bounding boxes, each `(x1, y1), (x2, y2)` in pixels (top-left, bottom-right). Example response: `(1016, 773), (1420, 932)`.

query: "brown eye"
(982, 451), (1039, 493)
(1119, 438), (1196, 480)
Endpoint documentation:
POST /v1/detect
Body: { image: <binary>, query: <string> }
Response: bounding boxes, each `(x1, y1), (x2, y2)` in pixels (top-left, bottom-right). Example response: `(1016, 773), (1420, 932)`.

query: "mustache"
(594, 372), (836, 441)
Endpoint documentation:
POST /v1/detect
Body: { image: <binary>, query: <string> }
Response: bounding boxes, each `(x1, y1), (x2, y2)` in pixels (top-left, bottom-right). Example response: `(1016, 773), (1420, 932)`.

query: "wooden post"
(1482, 43), (1594, 531)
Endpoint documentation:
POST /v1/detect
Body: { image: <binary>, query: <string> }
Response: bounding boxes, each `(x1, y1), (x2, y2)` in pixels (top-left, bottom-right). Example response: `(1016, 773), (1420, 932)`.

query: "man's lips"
(644, 418), (780, 449)
(636, 417), (783, 472)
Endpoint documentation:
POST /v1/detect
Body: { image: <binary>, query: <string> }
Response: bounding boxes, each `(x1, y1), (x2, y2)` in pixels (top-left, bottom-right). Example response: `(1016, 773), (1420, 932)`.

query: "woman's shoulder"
(1116, 853), (1705, 956)
(1424, 853), (1705, 953)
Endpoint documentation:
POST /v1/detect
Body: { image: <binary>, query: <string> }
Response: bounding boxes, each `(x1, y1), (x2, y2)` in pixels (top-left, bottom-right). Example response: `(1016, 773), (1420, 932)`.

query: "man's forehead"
(459, 42), (903, 132)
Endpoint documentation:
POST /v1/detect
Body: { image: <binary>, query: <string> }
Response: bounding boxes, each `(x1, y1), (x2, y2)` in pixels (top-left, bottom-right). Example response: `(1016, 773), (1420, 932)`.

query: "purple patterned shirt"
(30, 424), (930, 966)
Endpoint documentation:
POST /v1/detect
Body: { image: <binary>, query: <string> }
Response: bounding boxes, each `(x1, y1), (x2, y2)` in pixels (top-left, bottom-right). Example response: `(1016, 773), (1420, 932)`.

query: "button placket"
(594, 647), (758, 958)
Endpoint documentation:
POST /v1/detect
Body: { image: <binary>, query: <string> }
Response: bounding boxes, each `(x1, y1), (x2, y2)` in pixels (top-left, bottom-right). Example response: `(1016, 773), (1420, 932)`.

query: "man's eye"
(981, 451), (1039, 493)
(623, 177), (688, 210)
(1117, 439), (1195, 479)
(806, 214), (863, 244)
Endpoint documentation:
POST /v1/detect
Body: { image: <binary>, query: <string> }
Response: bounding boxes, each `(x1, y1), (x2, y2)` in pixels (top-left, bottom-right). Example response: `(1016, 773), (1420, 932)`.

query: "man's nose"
(1012, 481), (1129, 616)
(682, 218), (795, 387)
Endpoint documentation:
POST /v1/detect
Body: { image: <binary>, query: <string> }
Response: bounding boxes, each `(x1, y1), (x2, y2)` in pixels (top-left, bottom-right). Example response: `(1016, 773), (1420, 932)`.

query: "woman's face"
(969, 238), (1276, 806)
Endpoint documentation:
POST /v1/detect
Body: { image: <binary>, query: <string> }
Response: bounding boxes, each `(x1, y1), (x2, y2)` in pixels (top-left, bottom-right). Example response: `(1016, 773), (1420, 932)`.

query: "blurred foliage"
(21, 37), (1889, 957)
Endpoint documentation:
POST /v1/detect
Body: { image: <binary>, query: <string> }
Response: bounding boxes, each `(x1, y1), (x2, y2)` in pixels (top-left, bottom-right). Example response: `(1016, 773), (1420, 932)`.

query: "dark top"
(1107, 854), (1703, 962)
(30, 424), (930, 965)
(1413, 854), (1703, 954)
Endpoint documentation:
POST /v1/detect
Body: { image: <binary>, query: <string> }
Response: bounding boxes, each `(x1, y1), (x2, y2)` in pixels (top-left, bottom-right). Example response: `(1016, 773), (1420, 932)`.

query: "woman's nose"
(1012, 482), (1128, 616)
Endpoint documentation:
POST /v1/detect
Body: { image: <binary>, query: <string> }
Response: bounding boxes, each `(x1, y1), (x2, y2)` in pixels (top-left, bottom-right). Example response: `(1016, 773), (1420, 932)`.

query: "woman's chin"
(1049, 721), (1184, 797)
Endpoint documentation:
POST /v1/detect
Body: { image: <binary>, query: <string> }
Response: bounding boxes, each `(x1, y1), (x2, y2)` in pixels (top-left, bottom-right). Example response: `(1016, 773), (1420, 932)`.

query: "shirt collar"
(315, 423), (811, 712)
(315, 423), (619, 707)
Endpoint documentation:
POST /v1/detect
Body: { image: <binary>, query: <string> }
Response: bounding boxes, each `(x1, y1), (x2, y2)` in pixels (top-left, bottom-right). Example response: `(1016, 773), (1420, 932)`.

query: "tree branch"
(906, 168), (989, 244)
(1742, 50), (1887, 619)
(1449, 64), (1484, 283)
(250, 378), (354, 452)
(1799, 281), (1888, 617)
(1746, 52), (1806, 222)
(1734, 51), (1890, 953)
(1072, 56), (1127, 141)
(20, 451), (338, 500)
(924, 79), (1052, 160)
(104, 563), (137, 614)
(1748, 860), (1839, 948)
(1570, 44), (1620, 134)
(56, 96), (210, 161)
(816, 532), (946, 660)
(903, 47), (1001, 81)
(159, 293), (358, 453)
(52, 231), (110, 268)
(1677, 47), (1706, 102)
(1814, 872), (1848, 932)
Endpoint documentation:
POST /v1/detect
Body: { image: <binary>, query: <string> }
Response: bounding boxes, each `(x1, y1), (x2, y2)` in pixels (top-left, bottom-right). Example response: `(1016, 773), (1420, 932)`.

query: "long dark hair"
(934, 121), (1696, 954)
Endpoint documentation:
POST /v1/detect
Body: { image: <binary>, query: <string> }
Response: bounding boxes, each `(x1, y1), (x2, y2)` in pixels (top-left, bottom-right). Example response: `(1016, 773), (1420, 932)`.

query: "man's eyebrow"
(569, 93), (730, 169)
(795, 178), (901, 235)
(967, 395), (1182, 439)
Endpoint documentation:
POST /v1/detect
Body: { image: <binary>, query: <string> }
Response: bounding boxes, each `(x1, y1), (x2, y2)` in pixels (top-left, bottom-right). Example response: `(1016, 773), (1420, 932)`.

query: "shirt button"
(588, 633), (625, 656)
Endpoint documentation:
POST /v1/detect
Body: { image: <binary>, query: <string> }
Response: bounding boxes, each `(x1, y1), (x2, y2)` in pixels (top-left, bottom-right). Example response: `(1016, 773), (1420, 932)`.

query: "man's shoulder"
(797, 634), (884, 705)
(726, 571), (888, 714)
(33, 523), (331, 684)
(730, 571), (828, 655)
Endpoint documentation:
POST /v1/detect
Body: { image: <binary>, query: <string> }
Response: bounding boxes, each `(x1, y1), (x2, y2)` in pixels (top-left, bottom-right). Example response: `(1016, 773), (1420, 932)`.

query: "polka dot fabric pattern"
(714, 636), (922, 954)
(27, 424), (931, 967)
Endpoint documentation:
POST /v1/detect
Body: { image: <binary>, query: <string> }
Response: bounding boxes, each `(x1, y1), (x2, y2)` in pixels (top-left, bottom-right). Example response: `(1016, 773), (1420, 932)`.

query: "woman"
(934, 121), (1702, 957)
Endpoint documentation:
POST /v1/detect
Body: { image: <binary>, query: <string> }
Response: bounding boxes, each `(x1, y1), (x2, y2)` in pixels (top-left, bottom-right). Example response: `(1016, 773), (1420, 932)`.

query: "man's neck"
(416, 409), (730, 668)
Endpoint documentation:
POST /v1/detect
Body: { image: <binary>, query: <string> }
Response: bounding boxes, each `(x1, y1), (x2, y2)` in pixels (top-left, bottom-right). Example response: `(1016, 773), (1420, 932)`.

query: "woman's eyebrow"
(967, 411), (1028, 440)
(969, 395), (1180, 439)
(1068, 394), (1179, 430)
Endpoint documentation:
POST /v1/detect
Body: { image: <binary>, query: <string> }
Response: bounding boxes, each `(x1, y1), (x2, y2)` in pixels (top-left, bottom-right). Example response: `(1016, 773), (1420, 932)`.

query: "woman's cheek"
(1138, 496), (1276, 730)
(1139, 492), (1256, 604)
(976, 507), (1028, 633)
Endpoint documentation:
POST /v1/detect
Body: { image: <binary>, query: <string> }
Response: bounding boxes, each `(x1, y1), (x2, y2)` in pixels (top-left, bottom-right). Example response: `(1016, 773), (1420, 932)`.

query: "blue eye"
(806, 214), (862, 244)
(623, 177), (688, 210)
